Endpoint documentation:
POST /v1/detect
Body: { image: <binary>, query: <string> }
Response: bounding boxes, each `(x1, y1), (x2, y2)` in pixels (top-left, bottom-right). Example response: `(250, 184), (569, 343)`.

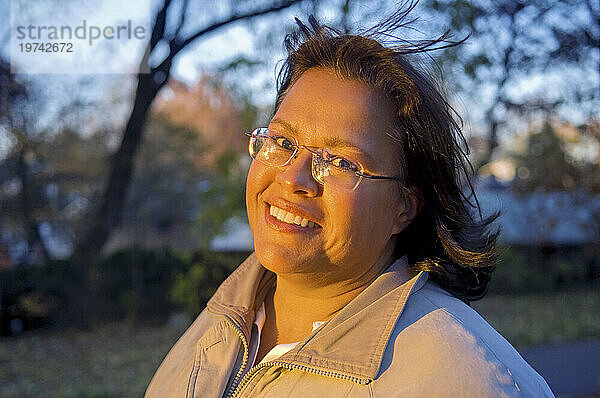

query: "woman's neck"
(268, 242), (398, 343)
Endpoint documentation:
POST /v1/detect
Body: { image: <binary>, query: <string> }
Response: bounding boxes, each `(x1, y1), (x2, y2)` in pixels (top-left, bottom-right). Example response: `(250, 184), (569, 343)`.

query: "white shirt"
(248, 302), (326, 367)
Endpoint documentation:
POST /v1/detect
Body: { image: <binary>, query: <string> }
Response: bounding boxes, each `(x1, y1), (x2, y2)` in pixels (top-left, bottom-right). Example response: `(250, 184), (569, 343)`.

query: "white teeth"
(277, 208), (286, 221)
(269, 205), (319, 228)
(284, 212), (295, 223)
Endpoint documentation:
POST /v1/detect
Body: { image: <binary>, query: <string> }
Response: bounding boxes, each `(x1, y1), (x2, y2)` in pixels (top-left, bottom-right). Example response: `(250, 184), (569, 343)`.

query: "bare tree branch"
(176, 0), (302, 53)
(173, 0), (189, 39)
(150, 0), (173, 51)
(139, 0), (173, 73)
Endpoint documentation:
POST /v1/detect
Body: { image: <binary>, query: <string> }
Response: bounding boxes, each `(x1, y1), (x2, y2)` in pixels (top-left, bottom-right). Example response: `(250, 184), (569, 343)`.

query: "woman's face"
(246, 68), (414, 285)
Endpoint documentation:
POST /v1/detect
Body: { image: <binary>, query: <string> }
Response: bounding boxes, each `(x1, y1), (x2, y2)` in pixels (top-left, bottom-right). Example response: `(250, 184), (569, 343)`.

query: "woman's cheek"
(245, 162), (260, 227)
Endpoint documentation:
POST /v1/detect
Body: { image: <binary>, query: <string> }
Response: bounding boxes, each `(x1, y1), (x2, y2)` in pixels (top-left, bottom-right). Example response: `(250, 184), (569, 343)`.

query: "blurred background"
(0, 0), (598, 396)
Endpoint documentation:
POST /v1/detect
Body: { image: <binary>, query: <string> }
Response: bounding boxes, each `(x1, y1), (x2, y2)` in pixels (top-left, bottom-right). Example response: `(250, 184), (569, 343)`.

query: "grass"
(473, 288), (600, 349)
(0, 288), (598, 397)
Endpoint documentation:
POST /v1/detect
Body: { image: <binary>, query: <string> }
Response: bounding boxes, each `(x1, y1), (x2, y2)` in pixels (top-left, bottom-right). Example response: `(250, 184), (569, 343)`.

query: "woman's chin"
(254, 243), (321, 276)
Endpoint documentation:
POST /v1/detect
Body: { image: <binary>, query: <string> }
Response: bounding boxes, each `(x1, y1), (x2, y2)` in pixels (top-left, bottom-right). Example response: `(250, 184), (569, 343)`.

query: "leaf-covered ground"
(1, 288), (599, 397)
(0, 321), (183, 397)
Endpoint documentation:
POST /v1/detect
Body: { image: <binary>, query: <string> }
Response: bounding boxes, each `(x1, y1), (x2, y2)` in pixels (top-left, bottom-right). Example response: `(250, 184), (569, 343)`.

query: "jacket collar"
(206, 253), (274, 339)
(206, 252), (429, 383)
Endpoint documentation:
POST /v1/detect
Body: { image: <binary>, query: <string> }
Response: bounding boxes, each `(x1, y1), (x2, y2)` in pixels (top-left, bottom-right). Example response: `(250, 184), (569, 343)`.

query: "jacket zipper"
(228, 359), (371, 398)
(222, 317), (249, 398)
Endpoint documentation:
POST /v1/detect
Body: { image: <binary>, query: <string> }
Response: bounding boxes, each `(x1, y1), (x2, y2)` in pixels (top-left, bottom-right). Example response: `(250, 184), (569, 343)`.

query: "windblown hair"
(274, 3), (500, 302)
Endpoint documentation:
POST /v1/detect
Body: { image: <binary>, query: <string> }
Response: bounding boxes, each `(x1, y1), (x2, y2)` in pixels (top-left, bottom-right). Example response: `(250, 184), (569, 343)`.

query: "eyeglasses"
(245, 127), (403, 191)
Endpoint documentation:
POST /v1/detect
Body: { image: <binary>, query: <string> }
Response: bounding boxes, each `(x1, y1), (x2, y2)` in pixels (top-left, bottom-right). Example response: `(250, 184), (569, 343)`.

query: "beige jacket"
(146, 253), (554, 397)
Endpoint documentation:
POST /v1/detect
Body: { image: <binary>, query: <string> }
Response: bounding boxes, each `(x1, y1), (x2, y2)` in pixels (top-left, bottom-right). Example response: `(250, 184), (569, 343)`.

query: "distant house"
(475, 176), (600, 246)
(209, 217), (253, 252)
(101, 216), (253, 254)
(103, 221), (200, 254)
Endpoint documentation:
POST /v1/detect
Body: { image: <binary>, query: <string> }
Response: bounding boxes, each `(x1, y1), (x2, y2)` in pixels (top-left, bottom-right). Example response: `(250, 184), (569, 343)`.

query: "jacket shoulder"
(145, 308), (220, 397)
(373, 281), (554, 397)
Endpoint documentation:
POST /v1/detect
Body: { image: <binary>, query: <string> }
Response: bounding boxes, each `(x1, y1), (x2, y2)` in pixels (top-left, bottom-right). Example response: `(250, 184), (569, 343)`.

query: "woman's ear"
(392, 187), (423, 235)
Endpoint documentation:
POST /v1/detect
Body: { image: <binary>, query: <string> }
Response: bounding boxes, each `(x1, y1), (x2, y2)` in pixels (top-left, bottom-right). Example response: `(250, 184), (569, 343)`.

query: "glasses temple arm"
(358, 172), (403, 182)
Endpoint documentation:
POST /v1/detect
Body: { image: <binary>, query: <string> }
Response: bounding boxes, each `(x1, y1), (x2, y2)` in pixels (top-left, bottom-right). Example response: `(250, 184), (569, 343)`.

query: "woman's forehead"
(272, 69), (403, 173)
(274, 69), (396, 136)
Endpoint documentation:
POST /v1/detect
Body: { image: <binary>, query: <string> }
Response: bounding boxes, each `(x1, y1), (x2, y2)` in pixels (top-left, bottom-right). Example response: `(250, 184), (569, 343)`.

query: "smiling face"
(246, 68), (416, 286)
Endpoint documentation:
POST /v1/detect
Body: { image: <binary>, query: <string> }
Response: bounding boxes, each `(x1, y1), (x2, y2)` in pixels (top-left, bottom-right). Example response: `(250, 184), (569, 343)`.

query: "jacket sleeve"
(371, 290), (555, 397)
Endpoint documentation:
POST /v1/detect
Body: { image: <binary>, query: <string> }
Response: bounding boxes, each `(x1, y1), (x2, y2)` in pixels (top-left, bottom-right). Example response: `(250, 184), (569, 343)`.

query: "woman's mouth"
(264, 202), (323, 233)
(269, 204), (321, 228)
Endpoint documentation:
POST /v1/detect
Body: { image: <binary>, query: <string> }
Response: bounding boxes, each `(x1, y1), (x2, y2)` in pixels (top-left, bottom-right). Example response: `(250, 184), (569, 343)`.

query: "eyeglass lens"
(249, 133), (361, 190)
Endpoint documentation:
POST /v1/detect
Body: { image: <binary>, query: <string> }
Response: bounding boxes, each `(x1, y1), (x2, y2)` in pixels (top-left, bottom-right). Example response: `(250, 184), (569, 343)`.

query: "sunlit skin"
(245, 68), (420, 361)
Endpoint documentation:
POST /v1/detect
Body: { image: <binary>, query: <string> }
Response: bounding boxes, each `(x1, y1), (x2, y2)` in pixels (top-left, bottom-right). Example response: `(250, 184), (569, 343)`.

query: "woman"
(147, 13), (554, 398)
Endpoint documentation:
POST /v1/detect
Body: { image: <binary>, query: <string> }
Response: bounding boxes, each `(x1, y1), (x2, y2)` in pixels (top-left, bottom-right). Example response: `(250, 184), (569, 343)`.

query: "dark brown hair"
(274, 5), (500, 302)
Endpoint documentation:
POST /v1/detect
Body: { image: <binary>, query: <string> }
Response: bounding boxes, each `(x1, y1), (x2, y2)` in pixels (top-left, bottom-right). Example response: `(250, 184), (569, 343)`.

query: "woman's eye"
(274, 137), (295, 151)
(330, 157), (357, 171)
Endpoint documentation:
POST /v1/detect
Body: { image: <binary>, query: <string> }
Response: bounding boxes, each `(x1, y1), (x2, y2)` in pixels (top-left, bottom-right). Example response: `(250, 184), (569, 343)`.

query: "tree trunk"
(17, 147), (51, 264)
(474, 118), (499, 172)
(67, 71), (168, 328)
(73, 72), (164, 265)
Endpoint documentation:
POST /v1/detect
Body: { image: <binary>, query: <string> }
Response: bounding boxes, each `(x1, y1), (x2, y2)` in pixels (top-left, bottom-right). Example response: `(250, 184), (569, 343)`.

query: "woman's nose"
(275, 150), (321, 197)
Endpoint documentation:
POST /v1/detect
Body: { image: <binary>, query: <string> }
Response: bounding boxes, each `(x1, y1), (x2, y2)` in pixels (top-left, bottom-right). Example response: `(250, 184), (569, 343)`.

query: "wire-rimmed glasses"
(245, 127), (403, 191)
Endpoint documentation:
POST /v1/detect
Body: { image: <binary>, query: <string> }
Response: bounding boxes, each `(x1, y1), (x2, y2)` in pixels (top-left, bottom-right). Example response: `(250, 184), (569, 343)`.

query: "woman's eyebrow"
(270, 118), (298, 134)
(270, 118), (374, 163)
